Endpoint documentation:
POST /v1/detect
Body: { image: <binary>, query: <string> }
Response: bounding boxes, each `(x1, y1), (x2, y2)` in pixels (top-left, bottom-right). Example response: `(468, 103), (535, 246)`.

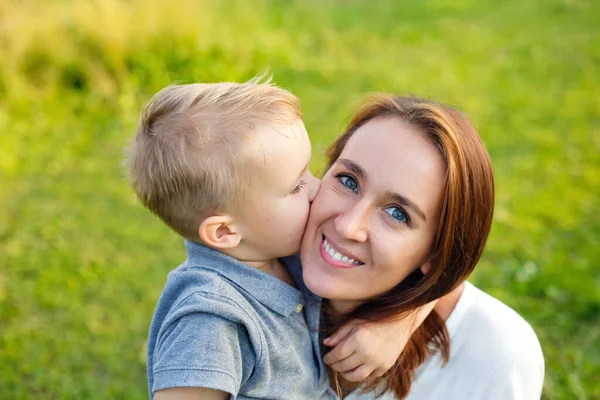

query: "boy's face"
(234, 119), (320, 261)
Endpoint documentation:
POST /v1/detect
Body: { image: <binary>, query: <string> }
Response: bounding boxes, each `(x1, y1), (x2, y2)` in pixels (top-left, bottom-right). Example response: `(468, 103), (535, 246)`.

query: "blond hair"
(126, 77), (302, 239)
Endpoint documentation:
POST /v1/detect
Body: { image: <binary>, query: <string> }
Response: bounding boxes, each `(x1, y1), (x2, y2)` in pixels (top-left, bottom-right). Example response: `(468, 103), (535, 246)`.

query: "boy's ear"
(198, 215), (242, 249)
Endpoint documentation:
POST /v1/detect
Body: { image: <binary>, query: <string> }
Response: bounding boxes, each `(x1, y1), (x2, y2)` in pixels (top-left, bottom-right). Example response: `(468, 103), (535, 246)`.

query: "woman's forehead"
(339, 117), (446, 214)
(343, 117), (443, 171)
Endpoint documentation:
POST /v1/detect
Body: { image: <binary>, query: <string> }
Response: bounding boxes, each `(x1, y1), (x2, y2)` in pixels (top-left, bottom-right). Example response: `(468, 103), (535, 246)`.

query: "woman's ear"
(198, 215), (242, 249)
(420, 261), (432, 275)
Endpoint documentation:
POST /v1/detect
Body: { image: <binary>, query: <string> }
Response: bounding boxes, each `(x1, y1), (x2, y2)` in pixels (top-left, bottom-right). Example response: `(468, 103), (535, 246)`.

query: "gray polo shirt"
(147, 240), (337, 399)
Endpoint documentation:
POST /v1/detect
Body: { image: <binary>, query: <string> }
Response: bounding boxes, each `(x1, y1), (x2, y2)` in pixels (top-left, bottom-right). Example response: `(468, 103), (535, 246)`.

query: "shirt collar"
(282, 253), (322, 302)
(184, 240), (304, 317)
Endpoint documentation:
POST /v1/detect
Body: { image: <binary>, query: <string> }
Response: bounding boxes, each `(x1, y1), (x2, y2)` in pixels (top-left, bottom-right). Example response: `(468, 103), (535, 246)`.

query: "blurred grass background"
(0, 0), (598, 398)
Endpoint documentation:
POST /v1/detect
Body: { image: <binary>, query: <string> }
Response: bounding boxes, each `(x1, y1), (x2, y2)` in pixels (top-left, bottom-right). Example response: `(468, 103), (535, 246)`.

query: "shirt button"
(294, 303), (303, 313)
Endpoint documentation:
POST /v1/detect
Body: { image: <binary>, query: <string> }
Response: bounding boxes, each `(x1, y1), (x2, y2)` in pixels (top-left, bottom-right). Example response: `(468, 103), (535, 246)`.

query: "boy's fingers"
(323, 323), (356, 347)
(323, 338), (354, 365)
(341, 364), (375, 383)
(370, 367), (387, 379)
(329, 353), (362, 373)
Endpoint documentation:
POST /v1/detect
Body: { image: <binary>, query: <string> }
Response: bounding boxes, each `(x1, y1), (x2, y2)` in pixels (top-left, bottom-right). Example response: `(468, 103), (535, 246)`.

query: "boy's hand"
(322, 301), (437, 382)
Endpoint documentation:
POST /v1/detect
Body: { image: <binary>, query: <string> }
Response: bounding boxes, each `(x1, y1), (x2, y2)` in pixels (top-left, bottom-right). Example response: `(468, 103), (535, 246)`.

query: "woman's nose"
(334, 201), (369, 243)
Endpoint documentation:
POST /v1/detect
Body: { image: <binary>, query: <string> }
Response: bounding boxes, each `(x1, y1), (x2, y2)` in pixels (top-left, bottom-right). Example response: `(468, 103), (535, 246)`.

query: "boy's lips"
(319, 235), (364, 269)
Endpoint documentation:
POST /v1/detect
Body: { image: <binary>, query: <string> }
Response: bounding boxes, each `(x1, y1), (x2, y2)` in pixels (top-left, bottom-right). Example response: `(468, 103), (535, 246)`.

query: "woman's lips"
(319, 235), (364, 269)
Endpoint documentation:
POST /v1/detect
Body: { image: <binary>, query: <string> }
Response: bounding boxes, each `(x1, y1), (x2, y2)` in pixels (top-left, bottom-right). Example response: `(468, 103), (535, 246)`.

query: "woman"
(301, 95), (545, 399)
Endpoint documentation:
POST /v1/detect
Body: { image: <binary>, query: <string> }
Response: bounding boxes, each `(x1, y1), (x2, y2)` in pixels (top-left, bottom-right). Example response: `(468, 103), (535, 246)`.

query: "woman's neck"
(434, 283), (464, 320)
(328, 299), (360, 314)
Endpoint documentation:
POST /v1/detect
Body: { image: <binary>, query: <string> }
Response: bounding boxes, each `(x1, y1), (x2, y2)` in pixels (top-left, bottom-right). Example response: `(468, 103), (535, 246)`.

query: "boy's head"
(126, 77), (320, 260)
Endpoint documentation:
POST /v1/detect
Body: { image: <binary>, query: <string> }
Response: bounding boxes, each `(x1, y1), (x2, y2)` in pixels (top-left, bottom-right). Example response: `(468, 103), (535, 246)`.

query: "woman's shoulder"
(396, 282), (546, 400)
(447, 281), (544, 375)
(348, 282), (545, 400)
(452, 282), (539, 338)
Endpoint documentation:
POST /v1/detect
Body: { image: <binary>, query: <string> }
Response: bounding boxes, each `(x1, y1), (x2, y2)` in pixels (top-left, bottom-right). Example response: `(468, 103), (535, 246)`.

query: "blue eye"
(385, 206), (409, 224)
(338, 175), (358, 193)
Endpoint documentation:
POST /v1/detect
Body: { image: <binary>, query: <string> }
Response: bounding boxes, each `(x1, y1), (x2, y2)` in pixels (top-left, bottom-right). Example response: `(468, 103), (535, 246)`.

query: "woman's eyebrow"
(338, 158), (367, 180)
(385, 191), (427, 221)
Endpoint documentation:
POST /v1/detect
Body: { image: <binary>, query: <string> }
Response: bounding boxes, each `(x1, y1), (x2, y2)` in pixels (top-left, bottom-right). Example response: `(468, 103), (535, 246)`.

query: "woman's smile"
(320, 234), (365, 268)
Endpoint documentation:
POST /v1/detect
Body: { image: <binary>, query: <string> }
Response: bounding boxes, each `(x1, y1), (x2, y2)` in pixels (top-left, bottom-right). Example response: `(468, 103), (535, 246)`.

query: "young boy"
(127, 78), (423, 400)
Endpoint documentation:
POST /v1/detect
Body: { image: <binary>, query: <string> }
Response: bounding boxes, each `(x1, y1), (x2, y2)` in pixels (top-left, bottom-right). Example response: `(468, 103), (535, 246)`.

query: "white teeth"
(323, 238), (362, 265)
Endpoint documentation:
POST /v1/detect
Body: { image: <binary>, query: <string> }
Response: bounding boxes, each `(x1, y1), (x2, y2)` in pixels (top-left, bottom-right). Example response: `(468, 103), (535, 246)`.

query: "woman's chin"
(302, 264), (338, 299)
(304, 271), (363, 313)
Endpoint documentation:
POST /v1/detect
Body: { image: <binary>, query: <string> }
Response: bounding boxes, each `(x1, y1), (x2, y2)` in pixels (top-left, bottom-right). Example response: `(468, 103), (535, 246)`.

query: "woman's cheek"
(313, 184), (339, 218)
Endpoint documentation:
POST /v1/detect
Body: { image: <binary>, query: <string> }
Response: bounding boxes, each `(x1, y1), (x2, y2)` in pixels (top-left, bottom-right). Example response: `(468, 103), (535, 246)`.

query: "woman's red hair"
(324, 94), (495, 398)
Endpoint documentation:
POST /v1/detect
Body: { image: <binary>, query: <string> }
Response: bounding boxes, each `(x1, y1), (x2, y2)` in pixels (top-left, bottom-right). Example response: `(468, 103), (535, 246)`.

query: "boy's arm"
(155, 387), (228, 400)
(323, 301), (437, 382)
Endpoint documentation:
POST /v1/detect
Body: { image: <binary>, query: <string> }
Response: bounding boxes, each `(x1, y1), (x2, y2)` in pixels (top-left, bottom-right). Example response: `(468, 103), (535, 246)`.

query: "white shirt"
(348, 282), (545, 400)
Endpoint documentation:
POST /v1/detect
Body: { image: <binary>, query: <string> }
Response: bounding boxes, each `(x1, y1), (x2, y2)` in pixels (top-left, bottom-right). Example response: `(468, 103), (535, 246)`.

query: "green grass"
(0, 0), (598, 398)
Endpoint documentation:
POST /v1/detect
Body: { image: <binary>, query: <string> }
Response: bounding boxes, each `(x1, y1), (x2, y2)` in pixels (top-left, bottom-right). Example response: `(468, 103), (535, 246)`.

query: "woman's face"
(301, 116), (446, 312)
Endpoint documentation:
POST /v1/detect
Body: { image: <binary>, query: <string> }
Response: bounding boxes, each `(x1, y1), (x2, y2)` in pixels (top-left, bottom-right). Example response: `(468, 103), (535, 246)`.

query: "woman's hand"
(323, 302), (437, 382)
